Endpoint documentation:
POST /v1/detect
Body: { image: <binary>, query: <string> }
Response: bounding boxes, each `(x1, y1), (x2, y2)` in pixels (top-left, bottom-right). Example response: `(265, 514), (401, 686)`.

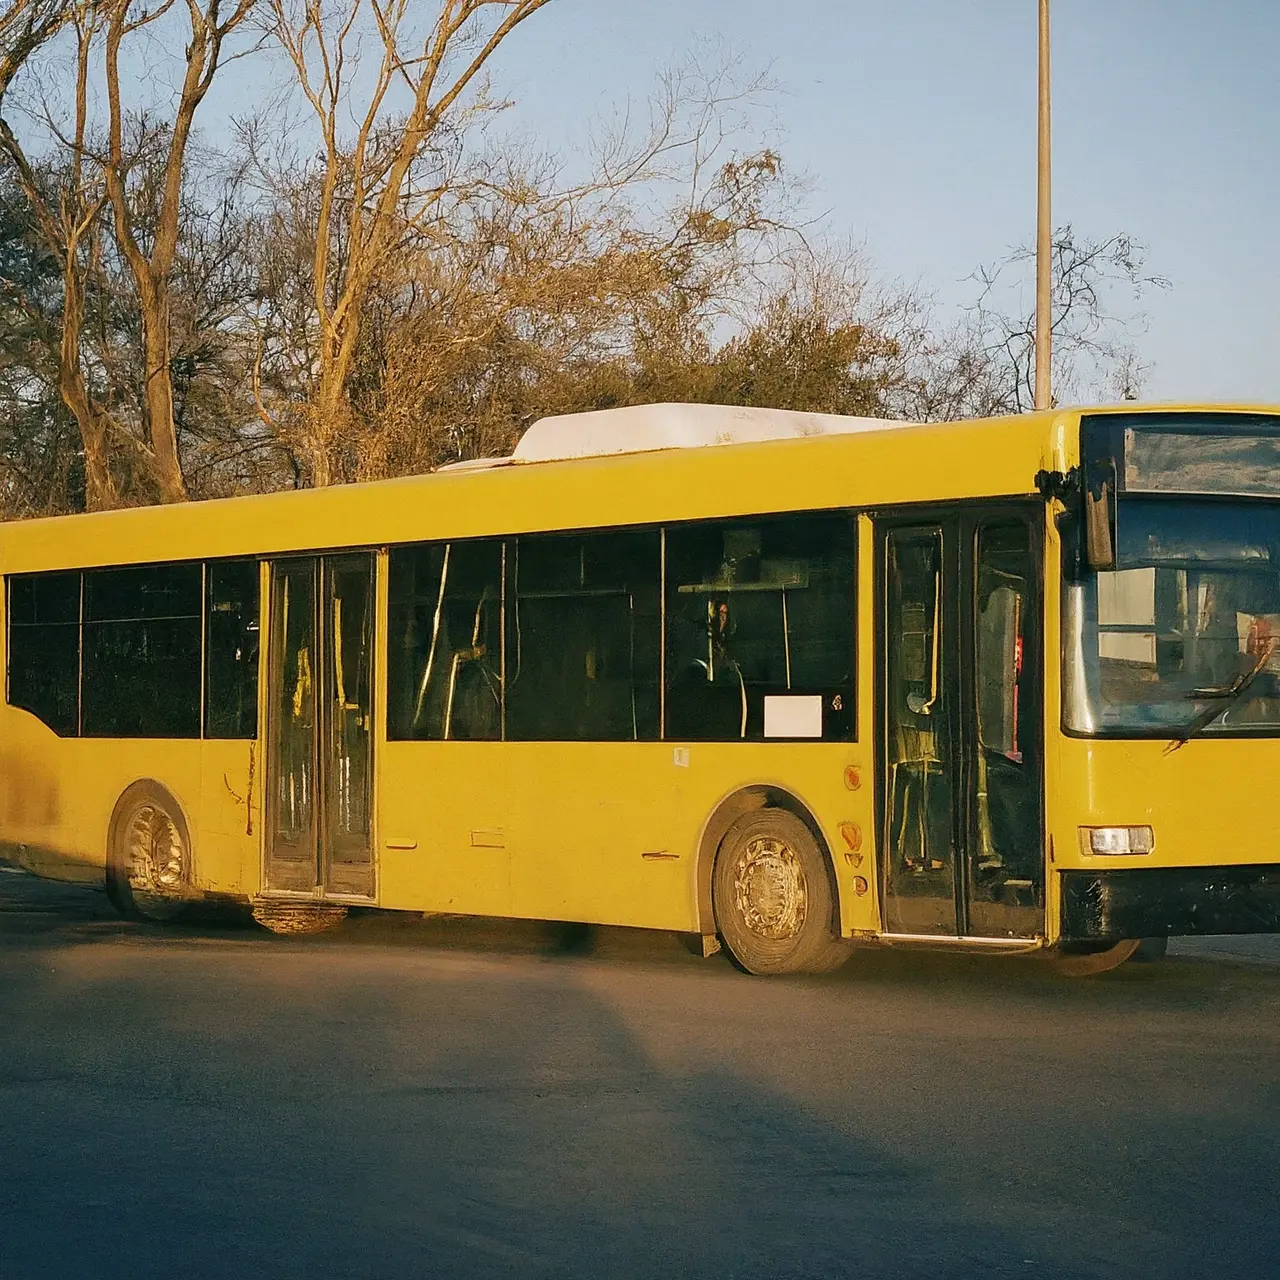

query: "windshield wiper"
(1165, 638), (1279, 754)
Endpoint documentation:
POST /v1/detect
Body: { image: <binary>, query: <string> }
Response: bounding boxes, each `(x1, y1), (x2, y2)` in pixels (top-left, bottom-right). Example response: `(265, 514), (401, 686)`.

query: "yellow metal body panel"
(0, 710), (89, 880)
(2, 401), (1277, 942)
(0, 730), (202, 885)
(0, 409), (1053, 912)
(197, 739), (261, 896)
(374, 741), (876, 932)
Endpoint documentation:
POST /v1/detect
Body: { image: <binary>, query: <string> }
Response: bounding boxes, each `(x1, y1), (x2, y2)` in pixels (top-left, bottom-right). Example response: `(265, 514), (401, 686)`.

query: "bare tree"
(0, 3), (125, 508)
(246, 46), (830, 479)
(967, 225), (1170, 413)
(0, 0), (70, 98)
(261, 0), (554, 485)
(100, 0), (257, 503)
(0, 167), (84, 515)
(0, 5), (1171, 513)
(0, 0), (258, 508)
(883, 227), (1171, 423)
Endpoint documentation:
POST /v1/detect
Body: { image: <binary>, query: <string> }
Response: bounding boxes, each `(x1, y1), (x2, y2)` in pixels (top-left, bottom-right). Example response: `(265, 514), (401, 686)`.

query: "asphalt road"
(2, 867), (1279, 1280)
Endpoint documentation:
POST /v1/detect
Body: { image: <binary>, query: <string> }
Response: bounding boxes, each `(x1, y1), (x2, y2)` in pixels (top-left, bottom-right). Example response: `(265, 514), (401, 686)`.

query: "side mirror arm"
(1035, 464), (1116, 571)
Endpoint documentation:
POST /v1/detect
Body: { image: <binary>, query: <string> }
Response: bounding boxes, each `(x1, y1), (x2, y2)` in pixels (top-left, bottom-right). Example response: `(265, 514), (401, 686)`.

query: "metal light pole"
(1034, 0), (1052, 410)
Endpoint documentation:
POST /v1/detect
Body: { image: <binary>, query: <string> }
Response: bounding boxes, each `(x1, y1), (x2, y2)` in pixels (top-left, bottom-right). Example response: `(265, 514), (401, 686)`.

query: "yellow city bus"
(3, 402), (1280, 975)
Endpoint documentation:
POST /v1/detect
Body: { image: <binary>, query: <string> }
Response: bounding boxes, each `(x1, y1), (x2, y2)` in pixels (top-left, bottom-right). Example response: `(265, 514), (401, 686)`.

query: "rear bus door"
(265, 553), (376, 900)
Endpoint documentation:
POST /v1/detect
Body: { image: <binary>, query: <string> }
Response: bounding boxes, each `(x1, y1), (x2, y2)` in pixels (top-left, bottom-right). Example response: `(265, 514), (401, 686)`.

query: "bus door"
(265, 554), (376, 900)
(876, 508), (1044, 939)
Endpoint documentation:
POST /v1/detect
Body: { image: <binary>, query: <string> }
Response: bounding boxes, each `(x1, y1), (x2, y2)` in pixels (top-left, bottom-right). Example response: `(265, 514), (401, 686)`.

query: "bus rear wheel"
(107, 782), (193, 923)
(1049, 938), (1141, 977)
(713, 809), (851, 976)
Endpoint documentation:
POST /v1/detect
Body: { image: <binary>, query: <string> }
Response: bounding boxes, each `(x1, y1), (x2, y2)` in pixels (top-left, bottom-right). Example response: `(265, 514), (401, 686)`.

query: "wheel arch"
(693, 785), (841, 935)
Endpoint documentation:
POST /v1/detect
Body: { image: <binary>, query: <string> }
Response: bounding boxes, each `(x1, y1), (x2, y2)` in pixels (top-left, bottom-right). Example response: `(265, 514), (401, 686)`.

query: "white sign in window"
(763, 694), (823, 739)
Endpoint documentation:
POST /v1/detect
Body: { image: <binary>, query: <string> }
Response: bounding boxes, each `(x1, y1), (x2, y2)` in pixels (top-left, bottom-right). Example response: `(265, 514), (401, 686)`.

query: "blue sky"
(481, 0), (1278, 404)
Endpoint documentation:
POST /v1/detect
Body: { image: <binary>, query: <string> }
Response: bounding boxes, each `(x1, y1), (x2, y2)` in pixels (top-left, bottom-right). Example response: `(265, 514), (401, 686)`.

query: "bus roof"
(1, 402), (1274, 573)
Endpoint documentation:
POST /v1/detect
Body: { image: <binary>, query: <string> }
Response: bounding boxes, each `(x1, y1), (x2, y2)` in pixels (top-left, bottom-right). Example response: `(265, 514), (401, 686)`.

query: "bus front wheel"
(106, 782), (194, 923)
(713, 808), (851, 976)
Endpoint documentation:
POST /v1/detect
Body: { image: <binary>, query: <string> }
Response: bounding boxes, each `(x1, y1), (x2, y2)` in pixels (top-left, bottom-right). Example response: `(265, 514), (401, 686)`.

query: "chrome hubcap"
(733, 836), (806, 940)
(123, 804), (185, 897)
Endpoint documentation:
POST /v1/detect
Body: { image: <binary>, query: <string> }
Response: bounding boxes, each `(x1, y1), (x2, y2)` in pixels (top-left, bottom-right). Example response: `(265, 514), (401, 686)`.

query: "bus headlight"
(1080, 826), (1154, 856)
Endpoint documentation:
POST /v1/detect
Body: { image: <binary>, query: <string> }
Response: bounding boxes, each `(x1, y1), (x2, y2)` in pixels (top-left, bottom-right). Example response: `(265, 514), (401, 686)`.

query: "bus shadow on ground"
(5, 865), (1279, 1002)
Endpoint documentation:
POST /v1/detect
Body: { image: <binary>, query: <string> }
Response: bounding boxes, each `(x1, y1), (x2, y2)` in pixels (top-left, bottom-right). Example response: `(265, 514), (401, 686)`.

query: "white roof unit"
(510, 402), (916, 463)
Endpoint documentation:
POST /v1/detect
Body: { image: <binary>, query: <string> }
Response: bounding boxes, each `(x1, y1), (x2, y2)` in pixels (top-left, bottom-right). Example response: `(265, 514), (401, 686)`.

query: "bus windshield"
(1063, 497), (1280, 736)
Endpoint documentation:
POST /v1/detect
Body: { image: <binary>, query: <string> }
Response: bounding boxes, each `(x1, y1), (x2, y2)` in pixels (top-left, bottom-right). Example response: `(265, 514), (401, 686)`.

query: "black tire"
(106, 781), (195, 923)
(1132, 936), (1169, 963)
(713, 808), (852, 976)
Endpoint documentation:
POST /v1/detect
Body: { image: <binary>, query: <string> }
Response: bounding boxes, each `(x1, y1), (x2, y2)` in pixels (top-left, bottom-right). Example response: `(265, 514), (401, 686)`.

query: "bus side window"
(505, 529), (661, 741)
(205, 559), (260, 739)
(387, 539), (503, 741)
(664, 512), (856, 742)
(7, 571), (81, 737)
(82, 563), (202, 738)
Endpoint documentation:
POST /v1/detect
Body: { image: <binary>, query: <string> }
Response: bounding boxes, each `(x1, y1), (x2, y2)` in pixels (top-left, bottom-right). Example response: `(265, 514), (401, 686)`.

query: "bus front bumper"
(1060, 864), (1280, 940)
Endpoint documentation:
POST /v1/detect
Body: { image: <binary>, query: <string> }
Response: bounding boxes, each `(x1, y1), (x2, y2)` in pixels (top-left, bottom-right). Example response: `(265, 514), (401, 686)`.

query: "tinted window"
(82, 564), (202, 738)
(388, 540), (503, 740)
(205, 559), (260, 739)
(326, 555), (375, 847)
(882, 527), (952, 931)
(7, 571), (80, 736)
(971, 518), (1043, 928)
(665, 513), (855, 740)
(271, 559), (317, 843)
(506, 530), (661, 740)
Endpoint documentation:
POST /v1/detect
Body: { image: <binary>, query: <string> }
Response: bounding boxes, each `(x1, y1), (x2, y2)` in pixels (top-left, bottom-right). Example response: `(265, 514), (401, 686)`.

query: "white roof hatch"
(509, 402), (916, 463)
